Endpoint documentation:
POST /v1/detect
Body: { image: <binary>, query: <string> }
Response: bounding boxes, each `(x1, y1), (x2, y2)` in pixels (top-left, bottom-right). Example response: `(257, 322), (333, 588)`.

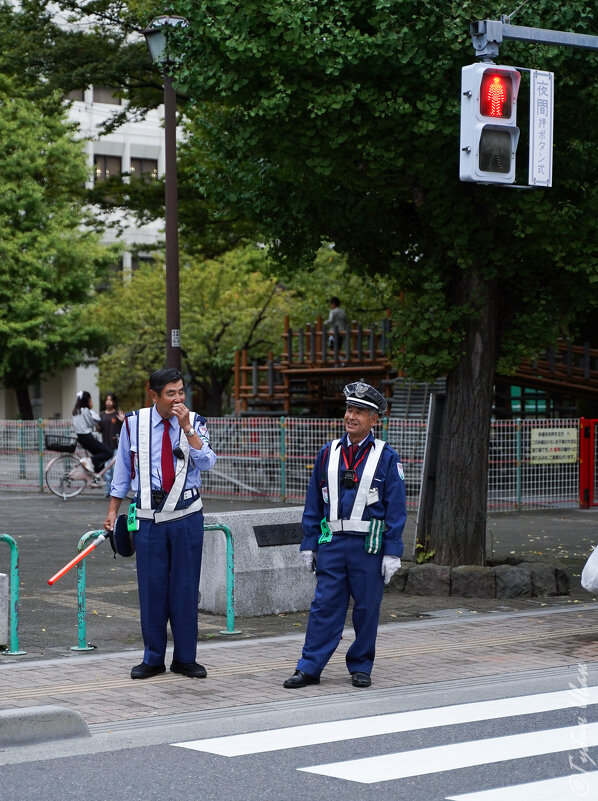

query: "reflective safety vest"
(134, 407), (204, 524)
(326, 439), (386, 533)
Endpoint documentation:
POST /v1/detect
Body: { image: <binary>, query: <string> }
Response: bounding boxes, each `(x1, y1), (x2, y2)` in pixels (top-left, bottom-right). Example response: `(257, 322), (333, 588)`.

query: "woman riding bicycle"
(72, 390), (113, 476)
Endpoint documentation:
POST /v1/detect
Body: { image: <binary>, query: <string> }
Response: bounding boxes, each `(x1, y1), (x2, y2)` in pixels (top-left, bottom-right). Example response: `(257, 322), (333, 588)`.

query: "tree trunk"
(14, 383), (34, 420)
(201, 372), (233, 417)
(429, 270), (498, 566)
(204, 386), (223, 417)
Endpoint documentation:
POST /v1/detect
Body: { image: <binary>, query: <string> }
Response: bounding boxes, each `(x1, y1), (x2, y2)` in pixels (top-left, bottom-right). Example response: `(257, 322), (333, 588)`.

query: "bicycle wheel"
(46, 454), (87, 499)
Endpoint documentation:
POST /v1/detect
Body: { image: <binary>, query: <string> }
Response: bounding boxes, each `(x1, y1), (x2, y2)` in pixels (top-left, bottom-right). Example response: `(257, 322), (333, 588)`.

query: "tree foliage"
(0, 10), (117, 418)
(34, 1), (598, 563)
(171, 0), (598, 366)
(167, 0), (598, 564)
(93, 243), (394, 413)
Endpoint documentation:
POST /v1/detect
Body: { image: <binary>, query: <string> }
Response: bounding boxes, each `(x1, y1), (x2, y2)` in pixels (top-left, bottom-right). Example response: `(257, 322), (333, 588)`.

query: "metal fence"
(0, 416), (581, 511)
(488, 418), (579, 511)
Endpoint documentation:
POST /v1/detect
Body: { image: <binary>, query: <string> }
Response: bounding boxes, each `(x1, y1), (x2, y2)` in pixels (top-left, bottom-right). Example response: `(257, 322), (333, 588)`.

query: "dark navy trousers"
(297, 533), (384, 677)
(134, 511), (204, 665)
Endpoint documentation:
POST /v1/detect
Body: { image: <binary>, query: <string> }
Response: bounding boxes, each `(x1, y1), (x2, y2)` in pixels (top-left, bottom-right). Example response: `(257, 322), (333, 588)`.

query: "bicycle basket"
(45, 434), (77, 453)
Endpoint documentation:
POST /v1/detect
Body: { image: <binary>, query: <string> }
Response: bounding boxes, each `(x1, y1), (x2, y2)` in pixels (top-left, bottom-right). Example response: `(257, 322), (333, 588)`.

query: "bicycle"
(44, 434), (116, 500)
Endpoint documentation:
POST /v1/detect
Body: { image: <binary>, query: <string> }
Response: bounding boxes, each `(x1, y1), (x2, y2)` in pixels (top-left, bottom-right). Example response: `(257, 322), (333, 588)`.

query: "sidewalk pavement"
(1, 493), (598, 739)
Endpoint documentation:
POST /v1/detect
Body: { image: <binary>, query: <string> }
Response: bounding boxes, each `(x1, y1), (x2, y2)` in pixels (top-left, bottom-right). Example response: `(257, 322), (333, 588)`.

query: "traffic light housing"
(460, 64), (521, 184)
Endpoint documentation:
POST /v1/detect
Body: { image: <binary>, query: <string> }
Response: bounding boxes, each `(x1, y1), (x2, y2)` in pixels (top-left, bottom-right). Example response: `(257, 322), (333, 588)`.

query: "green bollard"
(204, 524), (241, 635)
(0, 534), (26, 655)
(70, 530), (104, 651)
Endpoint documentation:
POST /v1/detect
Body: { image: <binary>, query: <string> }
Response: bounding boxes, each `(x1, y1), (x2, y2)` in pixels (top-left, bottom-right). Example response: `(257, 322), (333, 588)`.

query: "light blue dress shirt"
(109, 405), (217, 499)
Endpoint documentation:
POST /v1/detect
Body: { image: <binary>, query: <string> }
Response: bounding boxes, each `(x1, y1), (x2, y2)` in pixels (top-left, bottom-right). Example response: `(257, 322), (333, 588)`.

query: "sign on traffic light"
(460, 63), (521, 184)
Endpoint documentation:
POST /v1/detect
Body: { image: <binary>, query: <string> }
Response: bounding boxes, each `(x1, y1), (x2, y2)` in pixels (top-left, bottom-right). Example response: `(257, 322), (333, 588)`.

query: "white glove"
(300, 550), (315, 571)
(381, 555), (402, 585)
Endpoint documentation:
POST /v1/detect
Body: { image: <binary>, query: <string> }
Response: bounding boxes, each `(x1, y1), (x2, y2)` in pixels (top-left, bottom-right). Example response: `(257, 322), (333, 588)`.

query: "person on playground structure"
(103, 368), (217, 680)
(283, 382), (407, 690)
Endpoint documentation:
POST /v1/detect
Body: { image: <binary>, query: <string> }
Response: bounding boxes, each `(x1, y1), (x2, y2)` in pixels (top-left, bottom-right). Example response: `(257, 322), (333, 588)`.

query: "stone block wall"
(392, 557), (570, 598)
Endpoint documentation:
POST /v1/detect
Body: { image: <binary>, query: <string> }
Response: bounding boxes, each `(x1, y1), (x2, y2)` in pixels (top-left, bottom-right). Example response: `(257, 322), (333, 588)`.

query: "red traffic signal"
(460, 64), (521, 184)
(480, 72), (514, 118)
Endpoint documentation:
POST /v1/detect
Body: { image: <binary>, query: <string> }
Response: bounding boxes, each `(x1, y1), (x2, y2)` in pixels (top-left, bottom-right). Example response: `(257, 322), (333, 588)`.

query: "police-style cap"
(109, 513), (136, 558)
(343, 382), (388, 414)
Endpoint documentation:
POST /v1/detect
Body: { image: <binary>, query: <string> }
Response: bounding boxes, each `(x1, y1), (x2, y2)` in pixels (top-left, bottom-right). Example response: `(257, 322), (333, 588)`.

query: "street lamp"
(142, 15), (189, 370)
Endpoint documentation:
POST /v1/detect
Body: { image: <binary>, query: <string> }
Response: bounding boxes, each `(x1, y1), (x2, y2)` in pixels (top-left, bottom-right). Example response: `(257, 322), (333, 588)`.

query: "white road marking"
(445, 770), (598, 800)
(298, 722), (598, 783)
(172, 686), (598, 756)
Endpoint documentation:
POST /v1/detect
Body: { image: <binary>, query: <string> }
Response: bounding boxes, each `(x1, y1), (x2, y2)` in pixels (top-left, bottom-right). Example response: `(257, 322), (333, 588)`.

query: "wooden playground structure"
(232, 316), (598, 417)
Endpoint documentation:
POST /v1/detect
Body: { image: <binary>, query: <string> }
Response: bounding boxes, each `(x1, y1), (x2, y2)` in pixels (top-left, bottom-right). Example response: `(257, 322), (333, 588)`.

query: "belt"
(328, 520), (372, 533)
(150, 487), (200, 509)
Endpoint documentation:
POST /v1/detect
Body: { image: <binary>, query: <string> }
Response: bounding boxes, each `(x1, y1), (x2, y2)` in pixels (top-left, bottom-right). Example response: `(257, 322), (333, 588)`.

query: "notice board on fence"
(530, 428), (578, 465)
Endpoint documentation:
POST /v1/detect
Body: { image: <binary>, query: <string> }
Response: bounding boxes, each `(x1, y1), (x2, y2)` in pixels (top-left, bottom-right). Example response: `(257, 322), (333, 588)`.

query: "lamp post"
(142, 15), (188, 371)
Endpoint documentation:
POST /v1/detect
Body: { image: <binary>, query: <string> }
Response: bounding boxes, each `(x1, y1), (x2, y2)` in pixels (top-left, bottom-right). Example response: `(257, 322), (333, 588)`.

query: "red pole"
(47, 534), (107, 586)
(580, 419), (591, 509)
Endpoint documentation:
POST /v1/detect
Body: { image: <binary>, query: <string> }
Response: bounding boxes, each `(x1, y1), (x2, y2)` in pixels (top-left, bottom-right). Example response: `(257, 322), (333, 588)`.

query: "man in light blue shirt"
(104, 368), (216, 680)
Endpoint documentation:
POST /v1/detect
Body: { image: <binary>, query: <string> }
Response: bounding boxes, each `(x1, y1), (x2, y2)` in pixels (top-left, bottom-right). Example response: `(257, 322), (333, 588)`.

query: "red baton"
(47, 533), (107, 586)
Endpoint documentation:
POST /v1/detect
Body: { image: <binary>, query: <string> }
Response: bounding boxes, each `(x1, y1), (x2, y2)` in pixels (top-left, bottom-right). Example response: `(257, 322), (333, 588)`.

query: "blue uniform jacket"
(110, 405), (216, 498)
(301, 431), (407, 557)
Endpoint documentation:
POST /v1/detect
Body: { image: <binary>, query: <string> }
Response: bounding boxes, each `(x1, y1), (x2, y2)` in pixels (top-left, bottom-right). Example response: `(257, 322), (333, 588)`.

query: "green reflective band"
(318, 517), (333, 545)
(365, 519), (384, 554)
(127, 501), (138, 533)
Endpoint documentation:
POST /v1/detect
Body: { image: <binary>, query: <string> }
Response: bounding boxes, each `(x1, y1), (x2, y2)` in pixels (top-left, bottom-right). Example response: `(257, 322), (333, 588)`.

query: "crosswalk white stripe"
(298, 722), (598, 783)
(172, 686), (598, 756)
(445, 770), (598, 801)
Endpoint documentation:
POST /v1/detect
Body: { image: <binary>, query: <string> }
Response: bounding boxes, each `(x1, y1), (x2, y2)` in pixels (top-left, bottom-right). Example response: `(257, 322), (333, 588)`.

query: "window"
(94, 154), (122, 182)
(92, 86), (121, 105)
(67, 89), (85, 102)
(510, 386), (550, 416)
(130, 158), (159, 181)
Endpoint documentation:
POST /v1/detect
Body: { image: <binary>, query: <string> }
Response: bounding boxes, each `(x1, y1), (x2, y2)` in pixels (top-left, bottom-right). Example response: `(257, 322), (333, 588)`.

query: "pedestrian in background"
(100, 392), (124, 497)
(283, 382), (406, 689)
(72, 390), (113, 478)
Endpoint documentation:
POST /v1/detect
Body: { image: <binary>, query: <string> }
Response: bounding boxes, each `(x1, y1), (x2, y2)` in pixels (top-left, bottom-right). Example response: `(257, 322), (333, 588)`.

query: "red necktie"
(348, 444), (356, 465)
(161, 419), (175, 492)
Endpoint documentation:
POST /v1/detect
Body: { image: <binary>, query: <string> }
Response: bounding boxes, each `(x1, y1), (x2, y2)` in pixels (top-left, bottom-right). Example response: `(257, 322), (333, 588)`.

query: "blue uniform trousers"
(297, 533), (384, 677)
(134, 511), (204, 665)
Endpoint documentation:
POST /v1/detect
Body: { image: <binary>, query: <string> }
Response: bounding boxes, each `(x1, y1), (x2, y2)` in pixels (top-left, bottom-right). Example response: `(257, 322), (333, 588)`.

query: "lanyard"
(342, 441), (372, 472)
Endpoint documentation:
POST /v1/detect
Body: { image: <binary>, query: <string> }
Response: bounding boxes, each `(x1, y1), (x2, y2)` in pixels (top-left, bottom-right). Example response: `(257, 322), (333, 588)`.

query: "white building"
(0, 85), (167, 420)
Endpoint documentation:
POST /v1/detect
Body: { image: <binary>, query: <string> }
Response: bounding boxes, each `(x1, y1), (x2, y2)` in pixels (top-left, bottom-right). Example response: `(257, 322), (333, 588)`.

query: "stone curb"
(0, 706), (90, 747)
(392, 558), (570, 599)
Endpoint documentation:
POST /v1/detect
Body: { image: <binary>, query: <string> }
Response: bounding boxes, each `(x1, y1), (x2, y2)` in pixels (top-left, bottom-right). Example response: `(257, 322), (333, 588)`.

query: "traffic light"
(460, 64), (521, 184)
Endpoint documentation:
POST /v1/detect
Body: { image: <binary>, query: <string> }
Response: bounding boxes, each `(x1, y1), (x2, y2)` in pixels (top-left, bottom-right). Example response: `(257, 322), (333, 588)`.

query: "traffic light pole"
(470, 17), (598, 60)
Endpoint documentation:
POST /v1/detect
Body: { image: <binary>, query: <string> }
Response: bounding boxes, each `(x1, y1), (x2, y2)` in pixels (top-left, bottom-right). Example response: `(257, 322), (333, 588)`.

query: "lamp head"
(142, 15), (189, 65)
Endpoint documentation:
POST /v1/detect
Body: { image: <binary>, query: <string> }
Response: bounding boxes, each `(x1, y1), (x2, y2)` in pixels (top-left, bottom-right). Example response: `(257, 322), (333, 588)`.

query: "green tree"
(0, 73), (116, 418)
(94, 245), (294, 413)
(94, 243), (394, 413)
(168, 0), (598, 565)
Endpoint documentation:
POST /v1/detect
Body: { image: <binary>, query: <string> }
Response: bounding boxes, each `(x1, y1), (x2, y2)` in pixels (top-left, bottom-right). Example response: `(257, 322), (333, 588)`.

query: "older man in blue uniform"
(104, 368), (217, 680)
(283, 382), (407, 689)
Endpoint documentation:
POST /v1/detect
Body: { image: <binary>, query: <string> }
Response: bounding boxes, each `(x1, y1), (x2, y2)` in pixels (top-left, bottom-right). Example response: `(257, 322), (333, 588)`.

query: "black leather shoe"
(131, 662), (166, 680)
(283, 670), (320, 689)
(351, 671), (371, 688)
(170, 660), (208, 678)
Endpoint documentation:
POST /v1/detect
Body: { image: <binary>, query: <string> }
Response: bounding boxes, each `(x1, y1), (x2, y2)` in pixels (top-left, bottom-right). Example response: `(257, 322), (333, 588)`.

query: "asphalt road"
(1, 665), (596, 801)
